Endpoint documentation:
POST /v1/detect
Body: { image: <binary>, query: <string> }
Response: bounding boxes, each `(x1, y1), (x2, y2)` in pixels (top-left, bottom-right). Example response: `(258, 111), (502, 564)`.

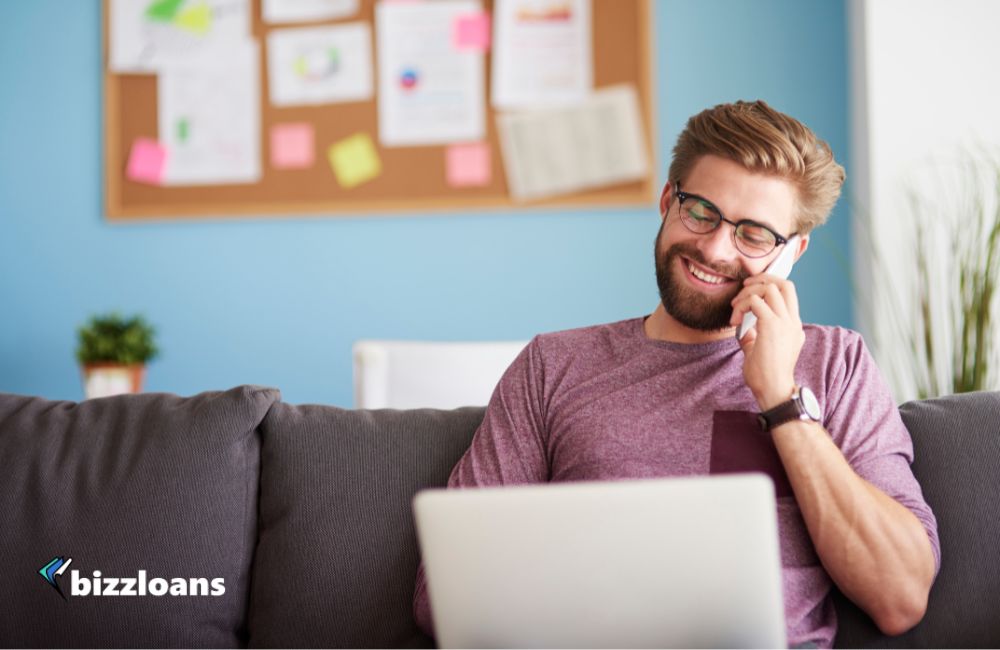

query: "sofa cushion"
(0, 385), (279, 649)
(833, 390), (1000, 648)
(247, 404), (484, 648)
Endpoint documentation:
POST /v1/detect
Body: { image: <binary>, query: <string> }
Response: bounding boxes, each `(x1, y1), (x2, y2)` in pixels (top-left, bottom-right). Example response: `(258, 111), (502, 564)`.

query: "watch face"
(799, 387), (821, 420)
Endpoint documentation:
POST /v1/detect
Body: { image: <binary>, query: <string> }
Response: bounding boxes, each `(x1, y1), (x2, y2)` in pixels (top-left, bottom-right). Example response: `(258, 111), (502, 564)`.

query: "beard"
(654, 229), (749, 332)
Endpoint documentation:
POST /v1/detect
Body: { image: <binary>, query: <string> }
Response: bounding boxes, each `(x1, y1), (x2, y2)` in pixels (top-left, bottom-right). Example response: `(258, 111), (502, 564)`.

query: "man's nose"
(696, 222), (741, 266)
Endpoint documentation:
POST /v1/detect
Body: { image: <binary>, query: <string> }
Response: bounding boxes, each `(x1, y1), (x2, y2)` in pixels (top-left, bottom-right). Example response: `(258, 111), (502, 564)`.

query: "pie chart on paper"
(399, 68), (419, 91)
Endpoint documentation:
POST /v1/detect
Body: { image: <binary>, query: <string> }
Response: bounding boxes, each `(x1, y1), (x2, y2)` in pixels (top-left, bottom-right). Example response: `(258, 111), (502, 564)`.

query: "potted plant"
(76, 313), (159, 399)
(860, 150), (1000, 400)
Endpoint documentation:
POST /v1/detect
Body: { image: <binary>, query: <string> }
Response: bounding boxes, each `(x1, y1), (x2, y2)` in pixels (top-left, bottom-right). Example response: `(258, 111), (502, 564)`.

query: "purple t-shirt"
(413, 317), (940, 647)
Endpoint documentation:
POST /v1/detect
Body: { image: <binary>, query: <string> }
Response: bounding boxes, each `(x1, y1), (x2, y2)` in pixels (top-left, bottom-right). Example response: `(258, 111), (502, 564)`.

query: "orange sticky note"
(446, 142), (491, 187)
(126, 138), (167, 185)
(271, 123), (315, 169)
(327, 133), (382, 189)
(453, 12), (490, 51)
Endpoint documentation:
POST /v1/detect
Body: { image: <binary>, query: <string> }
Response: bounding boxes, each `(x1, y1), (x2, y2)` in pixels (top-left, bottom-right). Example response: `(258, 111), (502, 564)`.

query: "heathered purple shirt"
(413, 317), (940, 648)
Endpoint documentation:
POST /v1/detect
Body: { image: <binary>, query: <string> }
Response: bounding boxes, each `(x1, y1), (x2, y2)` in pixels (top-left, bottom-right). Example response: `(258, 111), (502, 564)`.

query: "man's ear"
(659, 181), (673, 221)
(793, 235), (810, 262)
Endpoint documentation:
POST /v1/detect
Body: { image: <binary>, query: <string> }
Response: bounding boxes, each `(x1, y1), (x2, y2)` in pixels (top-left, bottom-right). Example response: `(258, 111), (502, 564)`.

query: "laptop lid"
(413, 473), (786, 649)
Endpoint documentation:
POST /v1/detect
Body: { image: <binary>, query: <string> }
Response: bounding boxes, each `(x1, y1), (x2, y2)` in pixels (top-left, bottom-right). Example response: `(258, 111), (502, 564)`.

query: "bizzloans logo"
(38, 556), (225, 600)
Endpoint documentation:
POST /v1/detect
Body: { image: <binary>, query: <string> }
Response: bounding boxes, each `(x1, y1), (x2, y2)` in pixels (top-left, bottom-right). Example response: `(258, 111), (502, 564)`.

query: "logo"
(38, 555), (73, 600)
(38, 555), (226, 600)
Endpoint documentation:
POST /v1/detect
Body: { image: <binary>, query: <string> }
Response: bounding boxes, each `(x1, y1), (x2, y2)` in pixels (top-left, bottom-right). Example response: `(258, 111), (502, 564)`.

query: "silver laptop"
(413, 473), (786, 649)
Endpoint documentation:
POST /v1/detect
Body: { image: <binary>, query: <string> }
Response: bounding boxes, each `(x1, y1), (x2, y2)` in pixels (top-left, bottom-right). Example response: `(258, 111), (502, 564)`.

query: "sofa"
(1, 385), (998, 648)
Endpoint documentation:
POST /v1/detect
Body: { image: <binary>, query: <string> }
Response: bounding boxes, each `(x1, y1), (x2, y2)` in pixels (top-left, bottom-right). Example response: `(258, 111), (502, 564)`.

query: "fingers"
(737, 317), (758, 353)
(753, 275), (800, 320)
(730, 293), (771, 330)
(732, 277), (800, 326)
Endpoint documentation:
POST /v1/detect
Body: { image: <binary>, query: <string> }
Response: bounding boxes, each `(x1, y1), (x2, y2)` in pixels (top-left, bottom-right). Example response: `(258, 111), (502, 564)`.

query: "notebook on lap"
(413, 473), (786, 649)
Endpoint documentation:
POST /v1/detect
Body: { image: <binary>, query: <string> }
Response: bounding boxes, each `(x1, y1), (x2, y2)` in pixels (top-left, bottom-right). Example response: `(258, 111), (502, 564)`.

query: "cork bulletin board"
(103, 0), (656, 220)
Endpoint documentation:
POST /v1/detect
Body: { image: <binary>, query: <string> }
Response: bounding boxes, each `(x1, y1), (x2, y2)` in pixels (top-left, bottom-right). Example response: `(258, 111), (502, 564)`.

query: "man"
(413, 100), (939, 648)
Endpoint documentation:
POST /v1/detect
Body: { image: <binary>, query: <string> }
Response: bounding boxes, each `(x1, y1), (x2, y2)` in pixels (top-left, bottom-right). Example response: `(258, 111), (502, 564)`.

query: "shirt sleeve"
(413, 336), (551, 638)
(822, 333), (941, 576)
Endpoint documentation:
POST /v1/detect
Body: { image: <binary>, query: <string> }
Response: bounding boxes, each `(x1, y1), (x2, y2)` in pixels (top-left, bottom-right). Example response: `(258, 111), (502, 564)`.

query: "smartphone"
(736, 235), (801, 340)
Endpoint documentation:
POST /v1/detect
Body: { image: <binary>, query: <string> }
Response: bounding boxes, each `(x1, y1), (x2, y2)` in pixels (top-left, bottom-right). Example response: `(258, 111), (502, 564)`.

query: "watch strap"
(757, 387), (813, 431)
(757, 399), (804, 431)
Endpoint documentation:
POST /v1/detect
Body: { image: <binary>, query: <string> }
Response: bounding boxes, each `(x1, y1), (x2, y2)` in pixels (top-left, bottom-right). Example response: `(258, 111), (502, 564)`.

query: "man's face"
(655, 155), (800, 332)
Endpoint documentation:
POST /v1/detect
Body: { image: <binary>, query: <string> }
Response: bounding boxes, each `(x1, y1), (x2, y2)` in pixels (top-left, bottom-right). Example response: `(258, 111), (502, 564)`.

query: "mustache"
(664, 243), (749, 281)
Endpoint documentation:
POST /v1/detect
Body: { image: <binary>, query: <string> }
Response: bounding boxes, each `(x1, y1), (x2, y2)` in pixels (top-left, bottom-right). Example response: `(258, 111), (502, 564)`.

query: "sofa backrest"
(0, 386), (278, 648)
(246, 403), (485, 648)
(833, 390), (1000, 648)
(252, 392), (1000, 649)
(4, 386), (994, 648)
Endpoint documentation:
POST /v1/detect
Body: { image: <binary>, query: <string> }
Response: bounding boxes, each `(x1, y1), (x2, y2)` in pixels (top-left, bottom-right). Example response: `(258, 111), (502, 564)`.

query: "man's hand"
(730, 275), (804, 410)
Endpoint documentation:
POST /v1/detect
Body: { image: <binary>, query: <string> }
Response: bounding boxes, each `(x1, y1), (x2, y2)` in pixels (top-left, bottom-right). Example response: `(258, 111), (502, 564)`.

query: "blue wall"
(0, 1), (851, 406)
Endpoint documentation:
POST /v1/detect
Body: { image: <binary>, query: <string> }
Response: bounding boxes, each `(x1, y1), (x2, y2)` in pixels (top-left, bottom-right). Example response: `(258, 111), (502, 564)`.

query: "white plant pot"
(81, 364), (146, 399)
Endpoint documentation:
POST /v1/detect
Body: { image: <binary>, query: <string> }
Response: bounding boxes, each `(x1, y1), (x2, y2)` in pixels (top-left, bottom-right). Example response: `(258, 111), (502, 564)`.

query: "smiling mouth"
(682, 258), (735, 286)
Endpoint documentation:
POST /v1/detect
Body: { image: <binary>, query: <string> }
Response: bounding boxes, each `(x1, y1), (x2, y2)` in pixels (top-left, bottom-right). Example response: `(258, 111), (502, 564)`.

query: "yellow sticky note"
(327, 133), (382, 189)
(174, 1), (212, 35)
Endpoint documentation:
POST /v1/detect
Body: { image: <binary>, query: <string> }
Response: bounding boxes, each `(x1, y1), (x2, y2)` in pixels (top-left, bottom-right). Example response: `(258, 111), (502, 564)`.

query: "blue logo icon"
(39, 556), (73, 600)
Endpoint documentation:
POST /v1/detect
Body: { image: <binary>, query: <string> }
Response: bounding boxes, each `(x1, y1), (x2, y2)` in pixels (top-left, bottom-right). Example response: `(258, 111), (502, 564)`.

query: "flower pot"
(81, 363), (146, 399)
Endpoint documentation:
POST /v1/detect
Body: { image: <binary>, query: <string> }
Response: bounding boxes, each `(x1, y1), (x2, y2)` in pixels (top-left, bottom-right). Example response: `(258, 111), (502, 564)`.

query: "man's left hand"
(730, 275), (805, 410)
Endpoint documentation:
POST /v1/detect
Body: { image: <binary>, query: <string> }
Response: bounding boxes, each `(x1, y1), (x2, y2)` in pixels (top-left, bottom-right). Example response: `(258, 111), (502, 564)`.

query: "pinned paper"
(496, 84), (648, 201)
(453, 12), (490, 51)
(266, 23), (373, 107)
(446, 142), (491, 187)
(376, 0), (485, 146)
(126, 137), (167, 185)
(157, 41), (260, 185)
(327, 133), (381, 188)
(262, 0), (358, 24)
(491, 0), (592, 109)
(110, 0), (251, 73)
(270, 123), (315, 169)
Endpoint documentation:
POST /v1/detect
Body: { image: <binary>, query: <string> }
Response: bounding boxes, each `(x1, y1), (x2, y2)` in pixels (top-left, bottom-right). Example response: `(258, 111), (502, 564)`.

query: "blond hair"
(667, 100), (845, 234)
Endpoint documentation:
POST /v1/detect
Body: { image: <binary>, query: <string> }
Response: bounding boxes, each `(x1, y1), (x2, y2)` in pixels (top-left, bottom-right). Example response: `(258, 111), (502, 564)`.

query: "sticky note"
(174, 1), (213, 35)
(145, 0), (184, 22)
(126, 138), (167, 185)
(446, 142), (491, 187)
(327, 133), (382, 189)
(271, 123), (315, 169)
(453, 13), (490, 51)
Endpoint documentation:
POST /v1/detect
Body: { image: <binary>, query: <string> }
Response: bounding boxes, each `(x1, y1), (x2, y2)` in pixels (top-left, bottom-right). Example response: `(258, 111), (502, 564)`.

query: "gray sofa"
(1, 385), (998, 648)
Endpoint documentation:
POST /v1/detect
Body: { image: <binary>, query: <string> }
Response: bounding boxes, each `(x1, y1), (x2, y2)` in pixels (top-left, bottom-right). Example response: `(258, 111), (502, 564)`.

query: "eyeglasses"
(673, 182), (792, 258)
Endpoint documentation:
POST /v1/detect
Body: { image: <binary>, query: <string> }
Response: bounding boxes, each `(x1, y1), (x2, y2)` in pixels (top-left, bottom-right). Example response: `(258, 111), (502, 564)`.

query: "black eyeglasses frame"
(672, 182), (793, 258)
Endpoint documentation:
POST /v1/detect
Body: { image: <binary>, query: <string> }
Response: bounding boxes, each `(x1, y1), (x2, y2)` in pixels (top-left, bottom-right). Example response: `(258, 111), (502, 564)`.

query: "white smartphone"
(736, 235), (800, 340)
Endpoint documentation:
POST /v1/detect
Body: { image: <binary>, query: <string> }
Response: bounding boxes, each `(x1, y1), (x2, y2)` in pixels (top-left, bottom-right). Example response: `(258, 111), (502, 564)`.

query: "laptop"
(413, 473), (786, 649)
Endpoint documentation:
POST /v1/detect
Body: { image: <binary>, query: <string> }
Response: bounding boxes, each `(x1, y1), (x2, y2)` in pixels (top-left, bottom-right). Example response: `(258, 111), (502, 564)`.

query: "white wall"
(851, 0), (1000, 400)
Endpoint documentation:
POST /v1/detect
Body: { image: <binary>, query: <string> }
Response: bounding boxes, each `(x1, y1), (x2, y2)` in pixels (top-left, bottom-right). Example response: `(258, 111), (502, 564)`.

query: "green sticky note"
(327, 133), (382, 189)
(145, 0), (184, 22)
(174, 1), (212, 35)
(177, 118), (189, 143)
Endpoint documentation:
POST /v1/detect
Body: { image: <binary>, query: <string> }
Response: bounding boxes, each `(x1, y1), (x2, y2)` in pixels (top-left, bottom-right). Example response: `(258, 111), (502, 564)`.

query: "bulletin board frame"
(103, 0), (657, 221)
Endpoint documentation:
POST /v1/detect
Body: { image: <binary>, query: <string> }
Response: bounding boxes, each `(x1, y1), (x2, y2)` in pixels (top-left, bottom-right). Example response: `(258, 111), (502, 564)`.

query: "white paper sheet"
(267, 23), (373, 106)
(375, 0), (485, 147)
(491, 0), (592, 109)
(262, 0), (358, 24)
(157, 41), (261, 185)
(109, 0), (250, 72)
(496, 84), (648, 201)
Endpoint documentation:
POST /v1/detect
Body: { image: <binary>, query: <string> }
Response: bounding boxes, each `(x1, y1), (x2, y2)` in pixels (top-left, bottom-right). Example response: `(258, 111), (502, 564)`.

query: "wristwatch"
(757, 386), (822, 431)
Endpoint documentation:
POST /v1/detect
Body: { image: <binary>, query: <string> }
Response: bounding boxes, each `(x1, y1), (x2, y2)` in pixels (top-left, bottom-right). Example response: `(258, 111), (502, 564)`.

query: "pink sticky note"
(446, 142), (491, 187)
(270, 123), (315, 169)
(126, 138), (167, 185)
(453, 13), (490, 51)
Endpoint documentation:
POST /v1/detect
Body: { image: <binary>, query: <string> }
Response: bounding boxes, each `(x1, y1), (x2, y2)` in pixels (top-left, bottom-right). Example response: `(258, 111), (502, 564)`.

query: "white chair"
(352, 340), (529, 409)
